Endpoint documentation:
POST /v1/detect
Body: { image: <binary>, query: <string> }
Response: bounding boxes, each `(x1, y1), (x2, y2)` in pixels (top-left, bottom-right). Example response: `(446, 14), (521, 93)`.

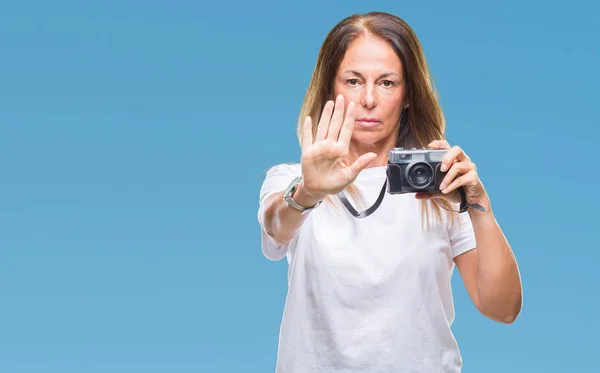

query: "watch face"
(285, 176), (302, 198)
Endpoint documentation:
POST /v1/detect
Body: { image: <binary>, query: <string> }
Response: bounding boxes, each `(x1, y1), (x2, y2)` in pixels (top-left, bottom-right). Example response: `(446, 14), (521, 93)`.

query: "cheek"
(380, 94), (405, 117)
(333, 82), (360, 102)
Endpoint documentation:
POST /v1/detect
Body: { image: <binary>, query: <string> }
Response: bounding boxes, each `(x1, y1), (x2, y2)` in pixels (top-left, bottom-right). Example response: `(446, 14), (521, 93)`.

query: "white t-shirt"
(257, 162), (477, 373)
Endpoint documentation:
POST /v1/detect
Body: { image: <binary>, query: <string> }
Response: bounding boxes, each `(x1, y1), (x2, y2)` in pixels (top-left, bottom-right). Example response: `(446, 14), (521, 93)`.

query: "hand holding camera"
(299, 94), (377, 203)
(393, 140), (488, 210)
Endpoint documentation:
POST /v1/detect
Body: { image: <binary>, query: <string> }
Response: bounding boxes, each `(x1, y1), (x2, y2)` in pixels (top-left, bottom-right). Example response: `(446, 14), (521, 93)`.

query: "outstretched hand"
(300, 94), (377, 202)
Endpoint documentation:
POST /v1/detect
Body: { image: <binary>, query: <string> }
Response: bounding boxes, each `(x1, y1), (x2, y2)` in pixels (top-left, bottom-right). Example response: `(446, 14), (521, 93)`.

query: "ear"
(402, 94), (410, 109)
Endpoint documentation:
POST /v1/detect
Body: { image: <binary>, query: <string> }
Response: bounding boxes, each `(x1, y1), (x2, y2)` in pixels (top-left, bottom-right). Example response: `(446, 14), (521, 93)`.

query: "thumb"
(347, 152), (377, 179)
(415, 192), (434, 200)
(415, 191), (446, 200)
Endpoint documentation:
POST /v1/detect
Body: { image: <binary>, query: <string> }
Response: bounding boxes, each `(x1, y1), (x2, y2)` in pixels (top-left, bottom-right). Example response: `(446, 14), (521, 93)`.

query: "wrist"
(294, 182), (325, 207)
(468, 194), (493, 219)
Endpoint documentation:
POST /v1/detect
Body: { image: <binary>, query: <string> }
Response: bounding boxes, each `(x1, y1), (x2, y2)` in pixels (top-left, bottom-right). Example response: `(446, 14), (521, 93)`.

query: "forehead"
(338, 34), (403, 75)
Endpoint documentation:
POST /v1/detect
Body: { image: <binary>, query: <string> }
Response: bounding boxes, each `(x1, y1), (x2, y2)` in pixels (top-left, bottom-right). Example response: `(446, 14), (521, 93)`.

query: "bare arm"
(425, 139), (523, 324)
(262, 183), (323, 246)
(455, 198), (522, 324)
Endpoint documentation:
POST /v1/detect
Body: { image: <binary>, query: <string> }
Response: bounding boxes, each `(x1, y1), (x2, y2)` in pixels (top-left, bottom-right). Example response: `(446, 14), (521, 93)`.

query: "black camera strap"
(337, 179), (388, 219)
(336, 179), (485, 219)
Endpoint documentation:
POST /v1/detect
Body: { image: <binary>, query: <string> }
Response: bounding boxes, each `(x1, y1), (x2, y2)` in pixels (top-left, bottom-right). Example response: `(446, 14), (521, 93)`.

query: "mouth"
(355, 118), (381, 127)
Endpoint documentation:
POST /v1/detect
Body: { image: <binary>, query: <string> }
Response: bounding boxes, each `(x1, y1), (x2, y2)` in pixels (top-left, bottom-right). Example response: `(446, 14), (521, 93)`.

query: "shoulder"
(259, 162), (302, 201)
(261, 162), (302, 181)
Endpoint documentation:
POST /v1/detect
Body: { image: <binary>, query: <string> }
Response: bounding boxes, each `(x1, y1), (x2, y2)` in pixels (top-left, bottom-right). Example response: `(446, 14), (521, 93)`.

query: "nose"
(360, 84), (377, 109)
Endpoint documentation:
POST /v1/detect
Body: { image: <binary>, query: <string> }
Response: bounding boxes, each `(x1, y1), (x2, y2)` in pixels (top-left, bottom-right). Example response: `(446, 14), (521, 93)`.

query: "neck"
(347, 133), (398, 168)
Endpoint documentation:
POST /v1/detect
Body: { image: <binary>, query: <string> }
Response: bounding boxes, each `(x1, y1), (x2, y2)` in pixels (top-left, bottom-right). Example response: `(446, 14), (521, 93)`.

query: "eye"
(381, 80), (395, 88)
(346, 78), (359, 86)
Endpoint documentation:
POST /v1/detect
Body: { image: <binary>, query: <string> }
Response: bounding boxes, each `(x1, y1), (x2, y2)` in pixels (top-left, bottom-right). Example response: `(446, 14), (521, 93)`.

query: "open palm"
(300, 95), (377, 200)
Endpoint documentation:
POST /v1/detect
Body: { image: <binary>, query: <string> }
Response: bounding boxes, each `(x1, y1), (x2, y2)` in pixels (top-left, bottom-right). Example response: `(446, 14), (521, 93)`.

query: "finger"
(347, 151), (377, 180)
(301, 116), (313, 150)
(441, 145), (469, 172)
(415, 192), (434, 200)
(441, 169), (477, 194)
(428, 139), (451, 149)
(326, 94), (345, 140)
(414, 191), (449, 200)
(315, 100), (334, 141)
(337, 101), (356, 147)
(439, 161), (472, 191)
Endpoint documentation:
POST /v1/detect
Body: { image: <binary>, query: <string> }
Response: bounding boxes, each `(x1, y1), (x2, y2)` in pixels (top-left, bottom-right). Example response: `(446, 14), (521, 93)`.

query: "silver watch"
(283, 176), (321, 214)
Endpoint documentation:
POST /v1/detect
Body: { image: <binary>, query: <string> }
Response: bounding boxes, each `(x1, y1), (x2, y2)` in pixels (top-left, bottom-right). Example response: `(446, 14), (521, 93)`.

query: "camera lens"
(406, 162), (433, 189)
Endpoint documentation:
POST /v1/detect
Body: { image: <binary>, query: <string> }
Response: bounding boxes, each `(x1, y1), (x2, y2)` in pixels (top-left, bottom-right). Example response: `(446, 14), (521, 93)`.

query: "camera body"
(386, 147), (447, 194)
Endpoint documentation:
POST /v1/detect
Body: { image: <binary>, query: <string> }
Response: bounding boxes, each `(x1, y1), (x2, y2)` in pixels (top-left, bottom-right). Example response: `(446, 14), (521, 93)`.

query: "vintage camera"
(386, 147), (447, 194)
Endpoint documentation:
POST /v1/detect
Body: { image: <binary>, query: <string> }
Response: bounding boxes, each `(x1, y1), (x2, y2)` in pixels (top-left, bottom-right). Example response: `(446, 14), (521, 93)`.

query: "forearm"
(262, 183), (323, 246)
(470, 198), (522, 323)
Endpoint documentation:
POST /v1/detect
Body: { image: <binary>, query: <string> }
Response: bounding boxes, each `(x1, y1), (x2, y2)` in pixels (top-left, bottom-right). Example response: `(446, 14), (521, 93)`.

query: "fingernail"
(439, 182), (446, 190)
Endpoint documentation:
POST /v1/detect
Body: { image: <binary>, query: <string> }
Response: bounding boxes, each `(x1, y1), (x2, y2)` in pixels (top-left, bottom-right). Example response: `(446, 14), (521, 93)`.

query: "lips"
(356, 117), (381, 127)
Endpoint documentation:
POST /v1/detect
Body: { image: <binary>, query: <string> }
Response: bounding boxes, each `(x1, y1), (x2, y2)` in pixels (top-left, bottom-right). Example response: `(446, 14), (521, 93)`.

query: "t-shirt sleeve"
(448, 211), (477, 258)
(257, 163), (302, 261)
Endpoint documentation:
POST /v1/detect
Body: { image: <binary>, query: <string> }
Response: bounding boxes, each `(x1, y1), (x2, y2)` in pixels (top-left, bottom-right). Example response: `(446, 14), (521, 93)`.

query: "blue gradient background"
(1, 1), (598, 372)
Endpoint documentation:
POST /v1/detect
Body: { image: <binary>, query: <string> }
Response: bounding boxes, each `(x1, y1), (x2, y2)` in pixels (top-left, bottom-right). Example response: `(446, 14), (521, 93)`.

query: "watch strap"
(283, 176), (321, 214)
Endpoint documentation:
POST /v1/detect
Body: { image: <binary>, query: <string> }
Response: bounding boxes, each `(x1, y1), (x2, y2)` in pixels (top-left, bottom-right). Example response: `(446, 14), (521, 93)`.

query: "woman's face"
(333, 34), (407, 147)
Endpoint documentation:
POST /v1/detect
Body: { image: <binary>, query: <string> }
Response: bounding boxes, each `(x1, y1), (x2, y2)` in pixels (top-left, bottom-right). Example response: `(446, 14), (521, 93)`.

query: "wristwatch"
(283, 176), (322, 214)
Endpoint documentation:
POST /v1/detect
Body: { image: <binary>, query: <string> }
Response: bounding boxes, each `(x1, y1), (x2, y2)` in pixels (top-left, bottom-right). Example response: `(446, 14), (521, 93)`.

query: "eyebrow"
(342, 70), (401, 79)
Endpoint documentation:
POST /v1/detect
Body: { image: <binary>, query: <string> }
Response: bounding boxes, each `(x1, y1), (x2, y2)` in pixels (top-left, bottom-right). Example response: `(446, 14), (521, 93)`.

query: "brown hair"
(297, 12), (457, 228)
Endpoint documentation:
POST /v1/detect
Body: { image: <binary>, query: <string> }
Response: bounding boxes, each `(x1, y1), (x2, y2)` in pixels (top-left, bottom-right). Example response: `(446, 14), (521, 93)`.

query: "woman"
(257, 11), (522, 373)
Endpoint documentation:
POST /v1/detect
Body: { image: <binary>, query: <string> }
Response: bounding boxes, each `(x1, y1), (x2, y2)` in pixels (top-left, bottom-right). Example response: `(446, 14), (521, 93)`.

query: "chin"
(352, 128), (395, 147)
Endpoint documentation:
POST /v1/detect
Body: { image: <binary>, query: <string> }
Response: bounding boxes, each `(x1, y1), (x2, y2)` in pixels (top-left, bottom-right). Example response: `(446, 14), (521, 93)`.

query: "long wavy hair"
(297, 12), (456, 228)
